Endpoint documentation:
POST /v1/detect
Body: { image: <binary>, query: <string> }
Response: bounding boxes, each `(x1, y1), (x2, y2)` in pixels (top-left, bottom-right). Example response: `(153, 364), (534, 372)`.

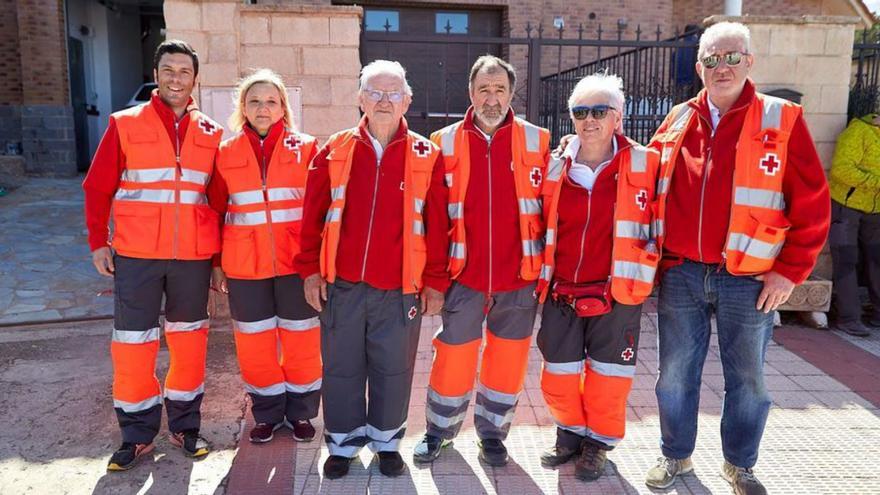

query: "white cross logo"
(530, 167), (542, 188)
(759, 152), (781, 176)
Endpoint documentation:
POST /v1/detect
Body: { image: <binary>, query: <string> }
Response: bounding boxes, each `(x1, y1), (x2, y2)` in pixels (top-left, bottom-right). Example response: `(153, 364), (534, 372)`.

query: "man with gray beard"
(413, 55), (550, 466)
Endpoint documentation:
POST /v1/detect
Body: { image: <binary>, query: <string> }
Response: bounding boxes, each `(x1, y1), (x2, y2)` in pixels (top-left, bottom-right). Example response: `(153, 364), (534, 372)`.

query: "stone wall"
(164, 0), (362, 143)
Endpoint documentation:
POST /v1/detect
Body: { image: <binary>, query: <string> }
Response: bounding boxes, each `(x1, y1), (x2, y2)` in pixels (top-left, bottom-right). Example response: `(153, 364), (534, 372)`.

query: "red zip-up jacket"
(554, 134), (630, 285)
(655, 80), (830, 284)
(83, 91), (225, 252)
(294, 116), (451, 293)
(456, 107), (536, 294)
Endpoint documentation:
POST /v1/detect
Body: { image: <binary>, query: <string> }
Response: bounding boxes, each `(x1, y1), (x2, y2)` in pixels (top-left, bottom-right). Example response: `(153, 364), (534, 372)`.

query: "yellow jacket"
(830, 115), (880, 213)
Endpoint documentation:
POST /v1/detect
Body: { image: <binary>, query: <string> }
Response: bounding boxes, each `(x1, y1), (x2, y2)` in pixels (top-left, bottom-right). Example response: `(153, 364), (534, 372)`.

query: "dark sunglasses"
(701, 51), (747, 69)
(570, 104), (615, 120)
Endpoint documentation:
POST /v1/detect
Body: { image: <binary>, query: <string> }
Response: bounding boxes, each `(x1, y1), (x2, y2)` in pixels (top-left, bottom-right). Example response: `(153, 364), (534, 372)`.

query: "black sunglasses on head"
(570, 104), (615, 120)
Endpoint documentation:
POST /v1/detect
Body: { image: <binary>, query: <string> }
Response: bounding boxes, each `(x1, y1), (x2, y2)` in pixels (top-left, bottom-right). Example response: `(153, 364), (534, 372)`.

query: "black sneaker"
(107, 442), (154, 471)
(169, 429), (210, 458)
(378, 451), (406, 477)
(837, 320), (871, 337)
(291, 419), (316, 442)
(323, 455), (353, 479)
(477, 438), (508, 466)
(413, 434), (451, 463)
(249, 423), (282, 443)
(574, 441), (607, 481)
(540, 443), (581, 468)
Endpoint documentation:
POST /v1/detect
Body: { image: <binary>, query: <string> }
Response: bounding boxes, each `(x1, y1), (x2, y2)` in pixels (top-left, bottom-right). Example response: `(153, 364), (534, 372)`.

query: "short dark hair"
(153, 39), (199, 76)
(469, 55), (516, 91)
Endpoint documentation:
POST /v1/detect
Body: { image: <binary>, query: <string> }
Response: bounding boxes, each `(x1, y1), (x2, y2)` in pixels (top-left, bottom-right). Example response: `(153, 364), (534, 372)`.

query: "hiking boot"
(291, 419), (316, 442)
(378, 451), (406, 477)
(574, 441), (607, 481)
(413, 434), (452, 463)
(540, 443), (581, 468)
(169, 429), (210, 458)
(107, 442), (154, 471)
(249, 423), (282, 443)
(477, 438), (508, 466)
(722, 461), (767, 495)
(323, 455), (353, 479)
(868, 316), (880, 328)
(645, 456), (694, 489)
(837, 320), (871, 337)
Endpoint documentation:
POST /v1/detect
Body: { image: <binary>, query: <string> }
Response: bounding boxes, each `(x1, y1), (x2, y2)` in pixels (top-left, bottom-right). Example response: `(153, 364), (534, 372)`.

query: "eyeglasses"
(570, 104), (615, 120)
(363, 89), (405, 103)
(700, 51), (747, 70)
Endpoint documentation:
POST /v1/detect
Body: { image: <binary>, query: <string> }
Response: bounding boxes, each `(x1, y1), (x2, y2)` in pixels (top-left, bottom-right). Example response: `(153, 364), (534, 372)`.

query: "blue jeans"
(655, 260), (773, 468)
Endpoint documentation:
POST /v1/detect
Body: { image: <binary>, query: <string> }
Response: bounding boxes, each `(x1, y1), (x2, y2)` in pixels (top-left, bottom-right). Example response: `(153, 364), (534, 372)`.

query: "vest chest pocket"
(125, 131), (161, 168)
(112, 201), (161, 254)
(222, 228), (258, 277)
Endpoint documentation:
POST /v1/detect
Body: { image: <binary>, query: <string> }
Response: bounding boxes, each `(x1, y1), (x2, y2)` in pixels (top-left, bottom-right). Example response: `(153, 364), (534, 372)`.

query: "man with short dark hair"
(83, 39), (224, 471)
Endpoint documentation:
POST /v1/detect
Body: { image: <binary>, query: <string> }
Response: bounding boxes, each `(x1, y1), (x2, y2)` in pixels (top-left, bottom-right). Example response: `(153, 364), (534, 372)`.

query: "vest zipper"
(486, 135), (493, 296)
(173, 119), (181, 260)
(261, 137), (278, 276)
(573, 189), (593, 281)
(361, 146), (382, 281)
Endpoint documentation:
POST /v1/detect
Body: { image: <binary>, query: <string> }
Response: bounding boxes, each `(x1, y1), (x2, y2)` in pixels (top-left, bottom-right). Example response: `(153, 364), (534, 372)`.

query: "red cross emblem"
(530, 167), (542, 188)
(198, 118), (219, 136)
(412, 139), (431, 158)
(635, 189), (648, 211)
(621, 347), (634, 362)
(759, 152), (781, 176)
(407, 306), (418, 320)
(284, 135), (302, 151)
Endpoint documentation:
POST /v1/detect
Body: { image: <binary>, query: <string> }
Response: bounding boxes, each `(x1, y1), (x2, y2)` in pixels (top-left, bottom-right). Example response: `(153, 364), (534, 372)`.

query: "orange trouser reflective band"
(112, 330), (162, 411)
(164, 320), (209, 402)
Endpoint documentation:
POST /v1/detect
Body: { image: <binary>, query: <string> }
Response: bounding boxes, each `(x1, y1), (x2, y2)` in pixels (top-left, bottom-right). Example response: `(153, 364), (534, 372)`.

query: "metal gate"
(850, 30), (880, 120)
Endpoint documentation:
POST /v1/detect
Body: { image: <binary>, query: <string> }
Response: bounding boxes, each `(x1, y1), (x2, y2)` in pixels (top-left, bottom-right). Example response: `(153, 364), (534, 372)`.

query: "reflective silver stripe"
(558, 424), (589, 436)
(112, 327), (160, 344)
(547, 156), (565, 181)
(671, 106), (693, 131)
(761, 96), (784, 130)
(448, 202), (464, 220)
(326, 426), (367, 446)
(629, 147), (647, 173)
(439, 124), (459, 156)
(229, 190), (264, 206)
(245, 382), (286, 396)
(114, 395), (161, 413)
(331, 185), (346, 201)
(586, 427), (621, 446)
(285, 378), (322, 394)
(727, 233), (784, 259)
(587, 357), (636, 378)
(267, 187), (305, 202)
(414, 198), (425, 214)
(544, 360), (584, 375)
(366, 423), (405, 443)
(657, 177), (670, 195)
(325, 207), (342, 223)
(540, 264), (553, 281)
(179, 190), (208, 205)
(115, 188), (174, 203)
(477, 383), (519, 406)
(518, 198), (542, 215)
(165, 319), (209, 332)
(413, 220), (425, 236)
(278, 316), (319, 332)
(427, 408), (467, 429)
(545, 228), (555, 246)
(474, 404), (515, 428)
(234, 317), (277, 334)
(522, 239), (544, 257)
(121, 168), (175, 183)
(734, 187), (785, 211)
(427, 388), (470, 408)
(652, 219), (665, 238)
(369, 437), (401, 453)
(613, 260), (656, 284)
(445, 173), (453, 187)
(165, 383), (205, 402)
(327, 444), (361, 457)
(616, 221), (650, 240)
(180, 168), (210, 186)
(449, 242), (465, 259)
(271, 207), (302, 223)
(522, 121), (542, 153)
(225, 211), (267, 226)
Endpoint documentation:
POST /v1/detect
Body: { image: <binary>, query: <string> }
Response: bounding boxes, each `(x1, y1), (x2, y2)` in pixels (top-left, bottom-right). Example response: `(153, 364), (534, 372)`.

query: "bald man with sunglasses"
(644, 22), (830, 495)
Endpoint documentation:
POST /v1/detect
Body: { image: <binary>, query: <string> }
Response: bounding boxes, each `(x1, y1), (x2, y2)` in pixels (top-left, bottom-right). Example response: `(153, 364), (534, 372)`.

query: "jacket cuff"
(423, 274), (451, 294)
(89, 237), (110, 252)
(769, 261), (808, 285)
(295, 263), (320, 280)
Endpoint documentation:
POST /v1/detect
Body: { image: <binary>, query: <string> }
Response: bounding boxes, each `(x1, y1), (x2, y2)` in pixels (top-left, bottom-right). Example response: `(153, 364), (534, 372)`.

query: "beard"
(475, 104), (506, 128)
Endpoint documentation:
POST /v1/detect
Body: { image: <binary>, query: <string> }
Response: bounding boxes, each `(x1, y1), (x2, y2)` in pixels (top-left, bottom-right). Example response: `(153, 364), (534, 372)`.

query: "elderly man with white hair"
(534, 72), (661, 482)
(645, 22), (829, 494)
(295, 59), (449, 479)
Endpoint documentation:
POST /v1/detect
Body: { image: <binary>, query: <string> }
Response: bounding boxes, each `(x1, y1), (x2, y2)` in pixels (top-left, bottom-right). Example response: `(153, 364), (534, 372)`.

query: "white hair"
(699, 22), (751, 59)
(359, 59), (413, 96)
(568, 71), (626, 113)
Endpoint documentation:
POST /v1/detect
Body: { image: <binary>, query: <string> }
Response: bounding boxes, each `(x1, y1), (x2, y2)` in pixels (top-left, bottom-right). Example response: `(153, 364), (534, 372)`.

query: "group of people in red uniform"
(85, 21), (830, 494)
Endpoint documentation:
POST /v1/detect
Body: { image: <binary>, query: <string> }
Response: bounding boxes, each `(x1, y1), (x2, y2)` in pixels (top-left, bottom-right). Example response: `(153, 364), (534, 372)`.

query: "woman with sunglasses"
(209, 69), (321, 444)
(534, 72), (661, 482)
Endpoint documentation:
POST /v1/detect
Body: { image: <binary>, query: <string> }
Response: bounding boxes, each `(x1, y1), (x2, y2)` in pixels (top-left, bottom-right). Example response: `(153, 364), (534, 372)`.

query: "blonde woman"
(208, 69), (321, 443)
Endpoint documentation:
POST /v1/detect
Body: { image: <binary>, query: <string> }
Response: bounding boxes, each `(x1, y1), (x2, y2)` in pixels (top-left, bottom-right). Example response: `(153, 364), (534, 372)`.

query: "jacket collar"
(149, 89), (197, 122)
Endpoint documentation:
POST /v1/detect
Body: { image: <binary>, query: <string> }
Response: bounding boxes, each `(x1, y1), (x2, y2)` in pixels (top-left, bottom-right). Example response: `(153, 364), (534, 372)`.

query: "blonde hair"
(228, 68), (294, 132)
